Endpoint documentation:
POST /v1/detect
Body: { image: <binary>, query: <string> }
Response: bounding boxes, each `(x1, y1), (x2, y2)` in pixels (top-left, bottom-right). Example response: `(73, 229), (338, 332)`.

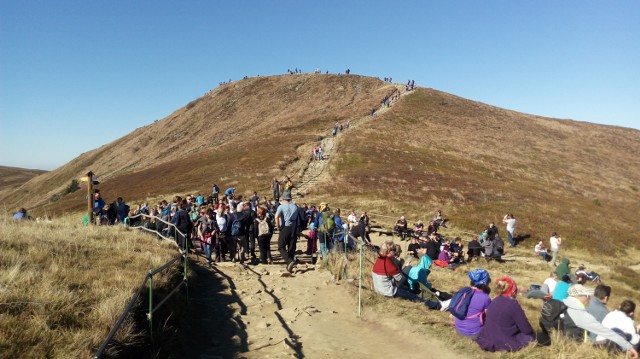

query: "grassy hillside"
(319, 88), (640, 253)
(3, 76), (639, 253)
(0, 217), (180, 358)
(0, 166), (47, 204)
(1, 74), (391, 215)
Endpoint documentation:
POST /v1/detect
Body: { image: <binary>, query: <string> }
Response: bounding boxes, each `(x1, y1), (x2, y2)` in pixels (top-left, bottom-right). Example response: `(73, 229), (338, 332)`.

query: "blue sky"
(1, 1), (638, 170)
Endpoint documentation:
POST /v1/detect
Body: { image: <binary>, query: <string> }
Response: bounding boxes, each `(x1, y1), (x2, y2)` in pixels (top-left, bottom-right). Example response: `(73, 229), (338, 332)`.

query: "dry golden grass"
(325, 240), (632, 359)
(0, 215), (180, 358)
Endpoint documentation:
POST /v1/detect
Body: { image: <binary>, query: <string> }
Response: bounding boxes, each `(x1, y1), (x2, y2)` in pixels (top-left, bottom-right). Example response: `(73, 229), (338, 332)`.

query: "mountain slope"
(4, 75), (639, 253)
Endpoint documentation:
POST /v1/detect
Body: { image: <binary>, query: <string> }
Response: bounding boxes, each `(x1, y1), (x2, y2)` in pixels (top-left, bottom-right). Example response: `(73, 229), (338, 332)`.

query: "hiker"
(394, 216), (408, 237)
(282, 176), (293, 199)
(552, 275), (572, 301)
(575, 264), (601, 284)
(450, 237), (464, 262)
(349, 221), (371, 245)
(407, 237), (421, 258)
(371, 241), (447, 310)
(272, 177), (280, 202)
(596, 300), (640, 350)
(274, 192), (298, 272)
(174, 201), (193, 251)
(93, 192), (106, 223)
(476, 276), (535, 352)
(434, 209), (447, 228)
(314, 202), (335, 260)
(115, 197), (129, 224)
(333, 208), (346, 251)
(556, 258), (575, 283)
(304, 222), (318, 256)
(522, 272), (558, 299)
(454, 269), (492, 340)
(211, 183), (219, 203)
(487, 222), (499, 240)
(224, 187), (236, 197)
(467, 236), (483, 260)
(359, 211), (369, 226)
(215, 205), (232, 262)
(587, 284), (612, 324)
(13, 208), (28, 220)
(503, 213), (516, 247)
(231, 203), (252, 263)
(535, 241), (551, 261)
(254, 206), (274, 264)
(550, 232), (562, 266)
(347, 210), (357, 229)
(198, 209), (216, 264)
(561, 284), (638, 357)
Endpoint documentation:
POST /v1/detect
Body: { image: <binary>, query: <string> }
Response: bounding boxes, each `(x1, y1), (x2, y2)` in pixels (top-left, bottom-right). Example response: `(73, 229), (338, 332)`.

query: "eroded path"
(182, 256), (457, 359)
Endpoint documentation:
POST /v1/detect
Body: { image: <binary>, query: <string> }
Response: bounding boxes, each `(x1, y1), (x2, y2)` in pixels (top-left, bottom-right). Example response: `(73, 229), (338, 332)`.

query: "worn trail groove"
(179, 87), (457, 359)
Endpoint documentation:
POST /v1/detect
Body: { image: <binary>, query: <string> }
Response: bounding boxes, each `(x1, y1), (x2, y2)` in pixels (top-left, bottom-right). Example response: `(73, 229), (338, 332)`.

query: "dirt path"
(181, 250), (457, 359)
(295, 84), (410, 196)
(178, 86), (449, 359)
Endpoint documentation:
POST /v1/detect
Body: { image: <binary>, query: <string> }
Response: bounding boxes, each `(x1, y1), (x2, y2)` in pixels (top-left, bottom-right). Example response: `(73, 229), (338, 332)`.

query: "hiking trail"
(295, 84), (410, 196)
(178, 85), (458, 359)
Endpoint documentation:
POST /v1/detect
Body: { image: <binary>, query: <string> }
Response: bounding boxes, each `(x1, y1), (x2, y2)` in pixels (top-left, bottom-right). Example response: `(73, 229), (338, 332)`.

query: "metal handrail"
(93, 230), (189, 358)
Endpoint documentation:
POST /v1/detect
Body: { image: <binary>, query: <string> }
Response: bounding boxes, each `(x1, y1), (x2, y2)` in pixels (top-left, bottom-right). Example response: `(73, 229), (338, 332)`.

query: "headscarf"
(468, 268), (491, 286)
(496, 276), (518, 298)
(408, 255), (433, 290)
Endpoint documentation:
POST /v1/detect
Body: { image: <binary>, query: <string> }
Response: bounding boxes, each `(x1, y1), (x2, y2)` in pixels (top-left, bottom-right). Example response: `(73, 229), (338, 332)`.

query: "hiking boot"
(286, 261), (296, 273)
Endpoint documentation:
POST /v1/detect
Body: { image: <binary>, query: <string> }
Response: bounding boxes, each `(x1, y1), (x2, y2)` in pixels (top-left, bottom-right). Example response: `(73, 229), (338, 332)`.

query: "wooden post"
(87, 171), (94, 225)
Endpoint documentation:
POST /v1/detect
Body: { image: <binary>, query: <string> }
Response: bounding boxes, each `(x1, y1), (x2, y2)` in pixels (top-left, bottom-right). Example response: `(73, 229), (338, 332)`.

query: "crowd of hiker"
(81, 176), (639, 357)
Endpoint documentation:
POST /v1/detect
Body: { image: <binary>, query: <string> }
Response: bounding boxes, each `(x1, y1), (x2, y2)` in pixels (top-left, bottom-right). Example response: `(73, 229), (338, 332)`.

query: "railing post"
(358, 238), (363, 317)
(148, 272), (153, 343)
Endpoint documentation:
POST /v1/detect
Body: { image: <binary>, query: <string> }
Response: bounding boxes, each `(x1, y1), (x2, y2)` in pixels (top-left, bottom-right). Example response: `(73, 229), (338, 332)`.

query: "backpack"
(321, 211), (335, 234)
(539, 299), (568, 333)
(231, 218), (242, 236)
(449, 287), (475, 320)
(257, 218), (270, 236)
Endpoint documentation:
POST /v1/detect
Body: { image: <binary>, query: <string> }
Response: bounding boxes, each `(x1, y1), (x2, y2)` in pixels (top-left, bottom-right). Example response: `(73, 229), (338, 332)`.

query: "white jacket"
(596, 310), (640, 345)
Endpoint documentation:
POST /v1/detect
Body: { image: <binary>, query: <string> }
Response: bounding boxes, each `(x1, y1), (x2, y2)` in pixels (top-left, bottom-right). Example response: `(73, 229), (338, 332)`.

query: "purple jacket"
(455, 290), (491, 336)
(476, 295), (534, 352)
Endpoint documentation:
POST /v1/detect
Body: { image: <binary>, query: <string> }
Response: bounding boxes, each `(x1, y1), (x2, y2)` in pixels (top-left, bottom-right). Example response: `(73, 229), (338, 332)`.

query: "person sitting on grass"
(454, 269), (492, 340)
(596, 300), (640, 351)
(552, 275), (573, 301)
(535, 241), (551, 261)
(467, 236), (483, 261)
(394, 216), (409, 238)
(522, 272), (558, 300)
(575, 264), (601, 284)
(556, 258), (576, 283)
(562, 285), (638, 358)
(406, 236), (421, 258)
(450, 237), (465, 263)
(476, 276), (535, 352)
(371, 241), (448, 310)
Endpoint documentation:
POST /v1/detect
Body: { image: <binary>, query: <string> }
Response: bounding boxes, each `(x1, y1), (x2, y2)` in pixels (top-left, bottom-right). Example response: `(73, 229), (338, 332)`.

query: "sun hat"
(282, 193), (292, 201)
(568, 284), (594, 297)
